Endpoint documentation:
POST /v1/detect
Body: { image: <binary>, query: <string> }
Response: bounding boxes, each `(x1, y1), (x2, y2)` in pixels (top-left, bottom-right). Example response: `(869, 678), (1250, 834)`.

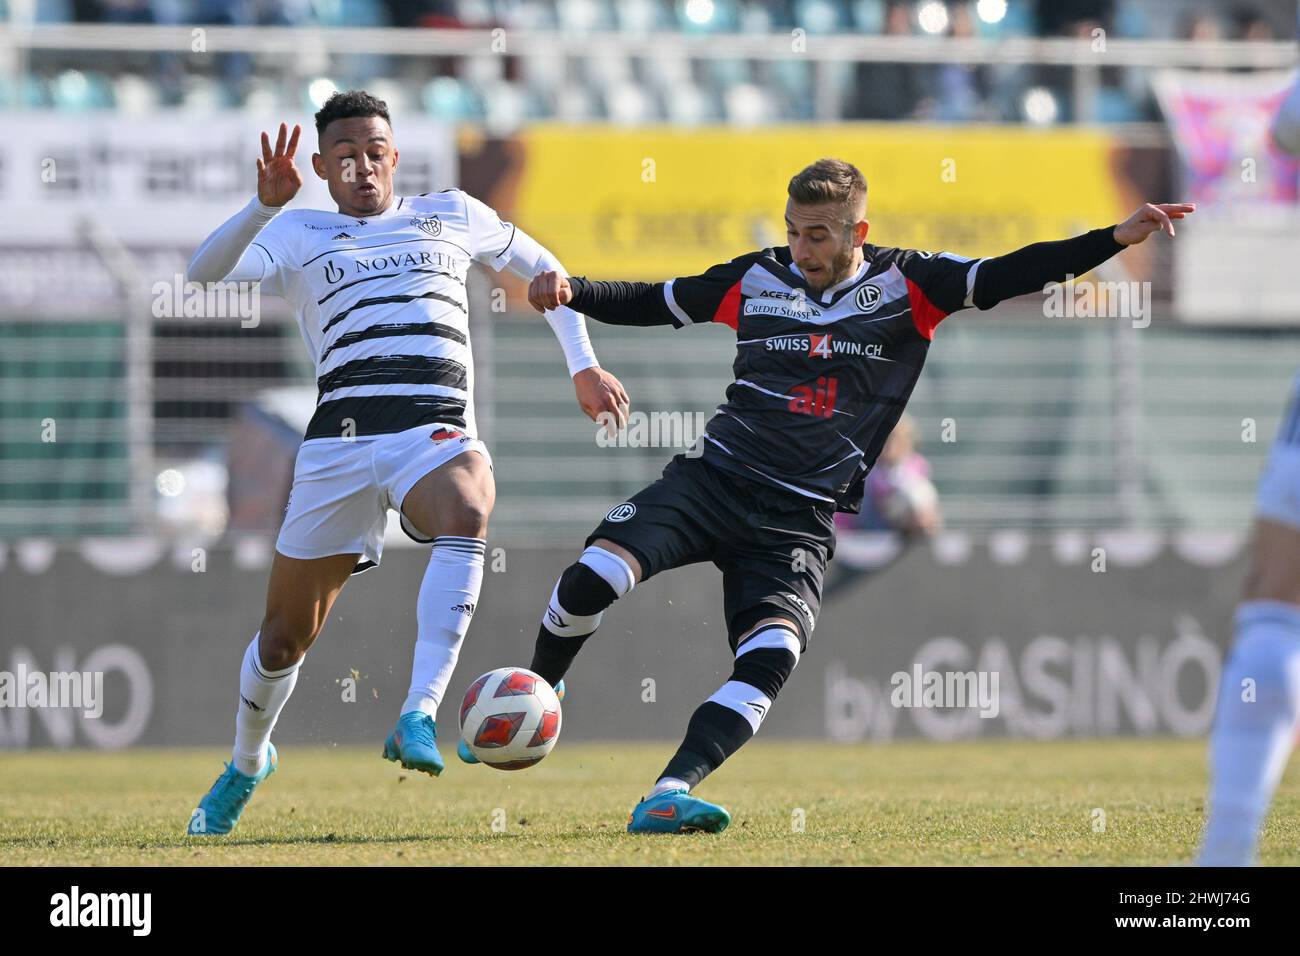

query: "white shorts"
(275, 424), (491, 569)
(1257, 441), (1300, 531)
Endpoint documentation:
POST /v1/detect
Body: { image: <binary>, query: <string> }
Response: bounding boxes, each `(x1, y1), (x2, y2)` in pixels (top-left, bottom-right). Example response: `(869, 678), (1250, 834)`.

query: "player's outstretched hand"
(257, 123), (303, 208)
(528, 270), (572, 312)
(574, 366), (631, 438)
(1113, 202), (1196, 245)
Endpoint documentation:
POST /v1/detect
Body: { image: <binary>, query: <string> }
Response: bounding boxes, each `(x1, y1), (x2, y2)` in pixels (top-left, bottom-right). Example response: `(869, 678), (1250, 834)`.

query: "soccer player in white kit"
(1196, 43), (1300, 865)
(183, 91), (629, 836)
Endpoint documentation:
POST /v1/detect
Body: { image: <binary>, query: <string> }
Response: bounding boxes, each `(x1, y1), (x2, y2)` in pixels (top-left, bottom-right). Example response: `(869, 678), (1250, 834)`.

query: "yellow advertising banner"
(511, 124), (1129, 280)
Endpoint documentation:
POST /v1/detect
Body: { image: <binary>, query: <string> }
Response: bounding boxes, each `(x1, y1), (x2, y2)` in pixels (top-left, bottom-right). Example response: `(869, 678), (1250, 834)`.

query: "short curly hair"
(314, 89), (391, 135)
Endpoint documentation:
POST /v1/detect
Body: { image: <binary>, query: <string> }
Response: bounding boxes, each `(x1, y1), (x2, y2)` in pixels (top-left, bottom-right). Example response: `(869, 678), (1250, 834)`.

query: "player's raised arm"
(968, 202), (1196, 311)
(187, 123), (303, 284)
(460, 191), (631, 429)
(529, 255), (755, 330)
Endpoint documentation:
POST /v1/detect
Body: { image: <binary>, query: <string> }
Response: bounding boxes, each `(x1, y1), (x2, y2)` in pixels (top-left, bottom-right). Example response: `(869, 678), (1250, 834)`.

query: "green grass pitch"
(2, 739), (1298, 866)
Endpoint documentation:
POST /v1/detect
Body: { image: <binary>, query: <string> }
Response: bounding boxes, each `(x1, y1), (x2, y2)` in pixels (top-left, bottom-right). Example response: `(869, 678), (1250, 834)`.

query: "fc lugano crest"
(411, 215), (442, 237)
(855, 284), (883, 313)
(606, 503), (636, 523)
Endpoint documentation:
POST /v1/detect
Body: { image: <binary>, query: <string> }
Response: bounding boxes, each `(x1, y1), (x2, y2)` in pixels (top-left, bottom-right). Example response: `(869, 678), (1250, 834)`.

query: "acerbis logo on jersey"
(606, 503), (637, 522)
(783, 592), (816, 631)
(854, 284), (883, 313)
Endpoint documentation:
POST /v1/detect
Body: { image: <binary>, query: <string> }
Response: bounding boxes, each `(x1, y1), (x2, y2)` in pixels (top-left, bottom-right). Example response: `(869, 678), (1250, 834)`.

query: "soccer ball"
(458, 667), (562, 770)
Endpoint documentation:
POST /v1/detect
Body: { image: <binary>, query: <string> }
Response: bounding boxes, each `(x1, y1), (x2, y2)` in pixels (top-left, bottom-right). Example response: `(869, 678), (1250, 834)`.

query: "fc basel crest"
(411, 215), (442, 237)
(855, 283), (883, 313)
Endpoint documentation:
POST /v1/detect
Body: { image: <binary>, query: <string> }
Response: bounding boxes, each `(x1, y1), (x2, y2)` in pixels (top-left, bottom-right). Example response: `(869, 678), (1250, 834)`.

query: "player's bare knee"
(257, 614), (315, 670)
(439, 493), (492, 538)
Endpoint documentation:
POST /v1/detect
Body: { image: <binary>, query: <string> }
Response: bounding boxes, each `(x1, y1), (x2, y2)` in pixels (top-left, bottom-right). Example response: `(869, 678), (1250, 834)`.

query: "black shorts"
(586, 454), (837, 651)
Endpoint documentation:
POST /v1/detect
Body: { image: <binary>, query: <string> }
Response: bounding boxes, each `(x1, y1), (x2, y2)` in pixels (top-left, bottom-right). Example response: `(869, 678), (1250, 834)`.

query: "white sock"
(233, 633), (301, 776)
(1199, 601), (1300, 866)
(401, 536), (486, 718)
(651, 777), (691, 797)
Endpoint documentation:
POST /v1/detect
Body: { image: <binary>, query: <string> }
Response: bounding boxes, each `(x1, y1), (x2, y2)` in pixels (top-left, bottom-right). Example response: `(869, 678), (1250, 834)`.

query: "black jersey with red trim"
(659, 243), (984, 512)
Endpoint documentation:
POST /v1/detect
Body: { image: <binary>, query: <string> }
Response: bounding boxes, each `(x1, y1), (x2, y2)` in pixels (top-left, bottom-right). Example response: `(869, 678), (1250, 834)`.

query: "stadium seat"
(676, 0), (739, 33)
(556, 0), (612, 32)
(33, 0), (72, 23)
(643, 50), (693, 95)
(112, 74), (160, 114)
(422, 76), (480, 122)
(582, 52), (633, 91)
(704, 56), (751, 92)
(520, 53), (566, 97)
(768, 57), (813, 99)
(365, 78), (411, 115)
(612, 0), (668, 34)
(663, 79), (714, 125)
(723, 81), (772, 125)
(243, 82), (281, 114)
(461, 54), (507, 87)
(850, 0), (886, 33)
(1095, 86), (1143, 124)
(794, 0), (846, 35)
(494, 0), (560, 30)
(480, 79), (529, 133)
(737, 2), (775, 34)
(52, 70), (115, 111)
(604, 80), (655, 125)
(313, 0), (389, 27)
(554, 81), (599, 122)
(997, 0), (1035, 38)
(456, 0), (496, 27)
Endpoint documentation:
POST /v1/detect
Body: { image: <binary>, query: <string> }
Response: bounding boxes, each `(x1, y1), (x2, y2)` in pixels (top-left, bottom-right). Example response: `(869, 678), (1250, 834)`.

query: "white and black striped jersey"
(247, 189), (517, 442)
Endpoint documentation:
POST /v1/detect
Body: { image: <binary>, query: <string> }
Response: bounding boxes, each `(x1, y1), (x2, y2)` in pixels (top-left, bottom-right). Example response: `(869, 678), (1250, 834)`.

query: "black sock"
(530, 561), (619, 687)
(658, 701), (754, 789)
(530, 627), (593, 687)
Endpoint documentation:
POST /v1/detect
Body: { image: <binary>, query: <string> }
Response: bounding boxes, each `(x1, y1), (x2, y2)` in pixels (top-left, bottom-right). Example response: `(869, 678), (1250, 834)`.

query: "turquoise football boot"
(458, 679), (565, 765)
(627, 787), (731, 835)
(187, 742), (278, 836)
(383, 712), (444, 776)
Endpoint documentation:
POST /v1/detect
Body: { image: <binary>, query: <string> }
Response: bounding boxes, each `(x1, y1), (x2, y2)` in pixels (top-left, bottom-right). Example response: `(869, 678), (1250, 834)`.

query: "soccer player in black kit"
(473, 159), (1194, 833)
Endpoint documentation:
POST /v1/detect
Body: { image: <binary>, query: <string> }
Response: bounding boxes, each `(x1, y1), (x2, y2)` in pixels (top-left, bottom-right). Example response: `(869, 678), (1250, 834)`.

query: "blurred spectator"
(1180, 9), (1224, 41)
(1035, 0), (1115, 37)
(98, 0), (161, 22)
(384, 0), (459, 28)
(934, 2), (992, 122)
(846, 1), (933, 120)
(1232, 6), (1278, 41)
(836, 415), (941, 535)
